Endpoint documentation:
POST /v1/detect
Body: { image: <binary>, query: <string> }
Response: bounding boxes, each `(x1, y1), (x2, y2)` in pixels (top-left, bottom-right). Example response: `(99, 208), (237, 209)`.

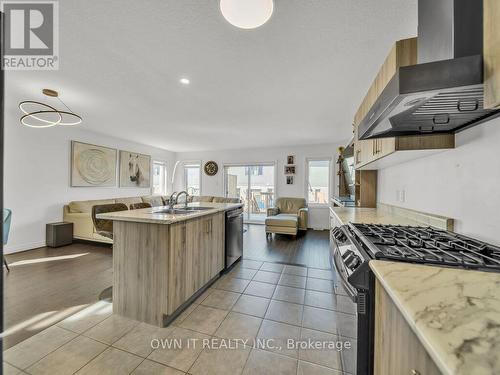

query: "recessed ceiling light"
(180, 78), (190, 85)
(220, 0), (274, 29)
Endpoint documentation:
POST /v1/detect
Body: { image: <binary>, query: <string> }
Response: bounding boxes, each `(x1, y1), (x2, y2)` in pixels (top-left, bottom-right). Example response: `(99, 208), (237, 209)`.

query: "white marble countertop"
(370, 260), (500, 375)
(97, 202), (243, 224)
(331, 206), (423, 226)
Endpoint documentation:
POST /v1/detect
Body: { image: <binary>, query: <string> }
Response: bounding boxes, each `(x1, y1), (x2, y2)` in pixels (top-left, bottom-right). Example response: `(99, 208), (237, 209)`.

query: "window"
(152, 161), (167, 195)
(306, 158), (331, 205)
(184, 163), (201, 196)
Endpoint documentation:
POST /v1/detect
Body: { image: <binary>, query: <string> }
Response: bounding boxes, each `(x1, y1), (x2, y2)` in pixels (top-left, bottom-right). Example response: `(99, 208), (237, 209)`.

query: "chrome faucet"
(174, 191), (189, 209)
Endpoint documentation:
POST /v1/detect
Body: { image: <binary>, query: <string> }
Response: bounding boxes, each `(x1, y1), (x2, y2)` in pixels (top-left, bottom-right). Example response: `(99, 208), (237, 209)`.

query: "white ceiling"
(6, 0), (417, 152)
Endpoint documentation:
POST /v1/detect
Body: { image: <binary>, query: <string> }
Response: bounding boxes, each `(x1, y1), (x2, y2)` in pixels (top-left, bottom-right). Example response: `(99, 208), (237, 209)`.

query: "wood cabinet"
(484, 0), (500, 109)
(374, 279), (442, 375)
(355, 170), (377, 208)
(113, 211), (226, 326)
(169, 212), (225, 314)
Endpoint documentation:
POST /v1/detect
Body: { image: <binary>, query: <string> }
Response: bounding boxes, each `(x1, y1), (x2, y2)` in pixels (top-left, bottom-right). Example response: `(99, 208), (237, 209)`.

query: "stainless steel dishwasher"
(225, 207), (243, 269)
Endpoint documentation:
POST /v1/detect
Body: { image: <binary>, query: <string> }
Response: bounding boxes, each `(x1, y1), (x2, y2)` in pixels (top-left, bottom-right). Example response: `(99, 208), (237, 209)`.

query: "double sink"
(152, 206), (214, 215)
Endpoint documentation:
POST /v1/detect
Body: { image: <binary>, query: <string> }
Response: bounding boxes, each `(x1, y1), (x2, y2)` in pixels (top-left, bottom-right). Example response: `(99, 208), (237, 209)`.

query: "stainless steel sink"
(152, 207), (213, 215)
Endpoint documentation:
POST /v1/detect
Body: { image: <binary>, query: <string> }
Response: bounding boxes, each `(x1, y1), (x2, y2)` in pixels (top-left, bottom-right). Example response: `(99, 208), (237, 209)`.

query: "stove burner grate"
(352, 223), (500, 271)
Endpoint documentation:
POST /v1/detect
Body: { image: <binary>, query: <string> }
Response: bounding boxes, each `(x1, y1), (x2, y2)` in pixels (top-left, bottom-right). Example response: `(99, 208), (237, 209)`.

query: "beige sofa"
(63, 195), (241, 244)
(265, 197), (308, 238)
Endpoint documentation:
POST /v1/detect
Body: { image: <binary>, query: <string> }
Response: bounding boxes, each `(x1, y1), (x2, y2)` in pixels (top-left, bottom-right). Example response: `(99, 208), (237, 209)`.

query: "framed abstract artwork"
(119, 150), (151, 188)
(71, 141), (117, 187)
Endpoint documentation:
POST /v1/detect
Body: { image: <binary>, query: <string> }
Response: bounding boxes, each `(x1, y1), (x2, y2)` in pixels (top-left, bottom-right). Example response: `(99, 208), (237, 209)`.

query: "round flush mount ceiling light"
(19, 89), (82, 128)
(180, 78), (190, 85)
(220, 0), (274, 29)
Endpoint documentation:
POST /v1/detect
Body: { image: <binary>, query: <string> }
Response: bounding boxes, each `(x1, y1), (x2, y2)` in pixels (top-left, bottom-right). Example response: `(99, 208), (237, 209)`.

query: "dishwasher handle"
(227, 208), (244, 218)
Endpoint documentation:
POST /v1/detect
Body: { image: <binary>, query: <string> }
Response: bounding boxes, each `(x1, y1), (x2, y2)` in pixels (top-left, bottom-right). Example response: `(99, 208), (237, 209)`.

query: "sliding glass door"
(224, 164), (275, 223)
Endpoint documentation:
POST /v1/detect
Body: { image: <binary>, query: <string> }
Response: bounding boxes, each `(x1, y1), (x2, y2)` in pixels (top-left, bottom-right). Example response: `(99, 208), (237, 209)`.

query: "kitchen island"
(97, 202), (243, 327)
(370, 260), (500, 375)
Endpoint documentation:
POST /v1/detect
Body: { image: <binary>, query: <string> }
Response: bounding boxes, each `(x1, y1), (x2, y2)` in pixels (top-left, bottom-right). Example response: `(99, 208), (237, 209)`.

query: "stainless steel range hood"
(359, 0), (500, 140)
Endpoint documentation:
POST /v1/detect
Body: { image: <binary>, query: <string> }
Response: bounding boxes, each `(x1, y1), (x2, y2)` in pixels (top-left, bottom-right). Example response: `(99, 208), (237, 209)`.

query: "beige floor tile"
(243, 281), (276, 299)
(4, 325), (77, 369)
(299, 328), (342, 370)
(297, 361), (343, 375)
(131, 360), (185, 375)
(256, 319), (301, 358)
(113, 322), (176, 358)
(304, 290), (336, 311)
(302, 306), (337, 334)
(147, 327), (210, 372)
(193, 288), (214, 304)
(307, 269), (333, 281)
(213, 276), (250, 293)
(265, 300), (303, 326)
(253, 270), (281, 284)
(260, 262), (284, 273)
(273, 285), (305, 304)
(56, 301), (112, 334)
(3, 362), (22, 375)
(172, 304), (197, 326)
(179, 305), (228, 335)
(215, 312), (262, 341)
(189, 341), (251, 375)
(283, 265), (307, 277)
(232, 295), (270, 318)
(278, 274), (306, 289)
(241, 259), (263, 270)
(229, 267), (258, 280)
(26, 335), (107, 375)
(242, 349), (298, 375)
(75, 347), (143, 375)
(201, 289), (240, 310)
(83, 314), (139, 345)
(306, 278), (334, 293)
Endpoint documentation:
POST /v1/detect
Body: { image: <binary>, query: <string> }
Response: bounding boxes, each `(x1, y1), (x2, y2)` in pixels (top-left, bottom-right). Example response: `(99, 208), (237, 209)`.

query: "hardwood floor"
(2, 224), (329, 349)
(3, 242), (112, 349)
(243, 224), (331, 269)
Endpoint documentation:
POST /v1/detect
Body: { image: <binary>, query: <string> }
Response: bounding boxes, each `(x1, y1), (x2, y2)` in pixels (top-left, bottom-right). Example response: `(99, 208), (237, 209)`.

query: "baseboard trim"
(4, 241), (46, 254)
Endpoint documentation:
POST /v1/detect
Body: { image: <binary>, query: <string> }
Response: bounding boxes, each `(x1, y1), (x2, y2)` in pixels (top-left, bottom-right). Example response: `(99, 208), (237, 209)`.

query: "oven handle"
(333, 249), (358, 302)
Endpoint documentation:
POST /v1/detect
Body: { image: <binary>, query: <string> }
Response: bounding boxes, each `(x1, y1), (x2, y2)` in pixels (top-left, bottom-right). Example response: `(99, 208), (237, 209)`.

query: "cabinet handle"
(410, 370), (421, 375)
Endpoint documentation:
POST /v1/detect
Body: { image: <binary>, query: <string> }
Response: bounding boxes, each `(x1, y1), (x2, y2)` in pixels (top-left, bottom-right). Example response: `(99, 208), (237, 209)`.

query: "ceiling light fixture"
(180, 78), (190, 85)
(220, 0), (274, 29)
(19, 89), (82, 128)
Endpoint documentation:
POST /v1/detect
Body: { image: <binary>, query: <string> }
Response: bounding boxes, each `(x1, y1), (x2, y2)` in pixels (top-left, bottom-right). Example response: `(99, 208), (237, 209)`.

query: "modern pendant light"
(220, 0), (274, 29)
(19, 89), (82, 128)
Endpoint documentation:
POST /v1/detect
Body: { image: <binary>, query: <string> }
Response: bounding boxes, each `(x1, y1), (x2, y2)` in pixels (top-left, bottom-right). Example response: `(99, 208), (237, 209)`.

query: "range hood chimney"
(358, 0), (500, 140)
(418, 0), (483, 64)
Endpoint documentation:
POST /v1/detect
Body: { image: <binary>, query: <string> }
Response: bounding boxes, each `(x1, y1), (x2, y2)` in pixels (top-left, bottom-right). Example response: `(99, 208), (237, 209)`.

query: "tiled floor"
(3, 260), (357, 375)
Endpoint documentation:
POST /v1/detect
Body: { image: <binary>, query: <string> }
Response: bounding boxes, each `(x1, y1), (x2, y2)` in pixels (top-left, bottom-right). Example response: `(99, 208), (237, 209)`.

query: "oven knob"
(347, 255), (361, 269)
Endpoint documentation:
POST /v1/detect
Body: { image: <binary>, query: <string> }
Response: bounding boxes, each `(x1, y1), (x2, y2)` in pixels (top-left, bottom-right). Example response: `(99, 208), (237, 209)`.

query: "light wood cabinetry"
(374, 279), (442, 375)
(355, 170), (377, 208)
(484, 0), (500, 109)
(113, 211), (226, 326)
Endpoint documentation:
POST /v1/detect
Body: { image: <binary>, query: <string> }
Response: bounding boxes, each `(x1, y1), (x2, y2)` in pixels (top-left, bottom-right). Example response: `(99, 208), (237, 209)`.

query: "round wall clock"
(204, 161), (219, 176)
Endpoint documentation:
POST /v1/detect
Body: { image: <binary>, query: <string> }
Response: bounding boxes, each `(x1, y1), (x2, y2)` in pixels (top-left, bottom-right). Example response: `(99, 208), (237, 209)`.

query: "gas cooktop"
(350, 223), (500, 272)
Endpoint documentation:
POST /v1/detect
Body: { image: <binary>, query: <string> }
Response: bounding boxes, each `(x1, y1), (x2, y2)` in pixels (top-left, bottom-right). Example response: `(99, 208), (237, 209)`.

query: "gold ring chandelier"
(19, 89), (82, 128)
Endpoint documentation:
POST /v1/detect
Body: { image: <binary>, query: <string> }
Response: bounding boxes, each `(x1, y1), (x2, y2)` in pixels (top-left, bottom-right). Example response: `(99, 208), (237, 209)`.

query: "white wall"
(174, 143), (342, 230)
(4, 123), (175, 253)
(378, 117), (500, 246)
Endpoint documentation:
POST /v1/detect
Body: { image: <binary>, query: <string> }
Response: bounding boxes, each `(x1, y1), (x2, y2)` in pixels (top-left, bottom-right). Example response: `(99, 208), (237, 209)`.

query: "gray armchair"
(265, 197), (308, 238)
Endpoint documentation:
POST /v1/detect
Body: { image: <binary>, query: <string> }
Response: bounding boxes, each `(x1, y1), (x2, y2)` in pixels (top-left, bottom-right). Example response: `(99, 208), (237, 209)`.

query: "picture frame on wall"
(71, 141), (117, 187)
(284, 165), (296, 175)
(119, 150), (151, 188)
(286, 175), (294, 185)
(287, 155), (295, 165)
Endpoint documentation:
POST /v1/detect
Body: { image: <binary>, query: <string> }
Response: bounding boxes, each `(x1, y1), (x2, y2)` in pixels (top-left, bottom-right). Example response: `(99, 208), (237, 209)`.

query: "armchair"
(265, 197), (308, 238)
